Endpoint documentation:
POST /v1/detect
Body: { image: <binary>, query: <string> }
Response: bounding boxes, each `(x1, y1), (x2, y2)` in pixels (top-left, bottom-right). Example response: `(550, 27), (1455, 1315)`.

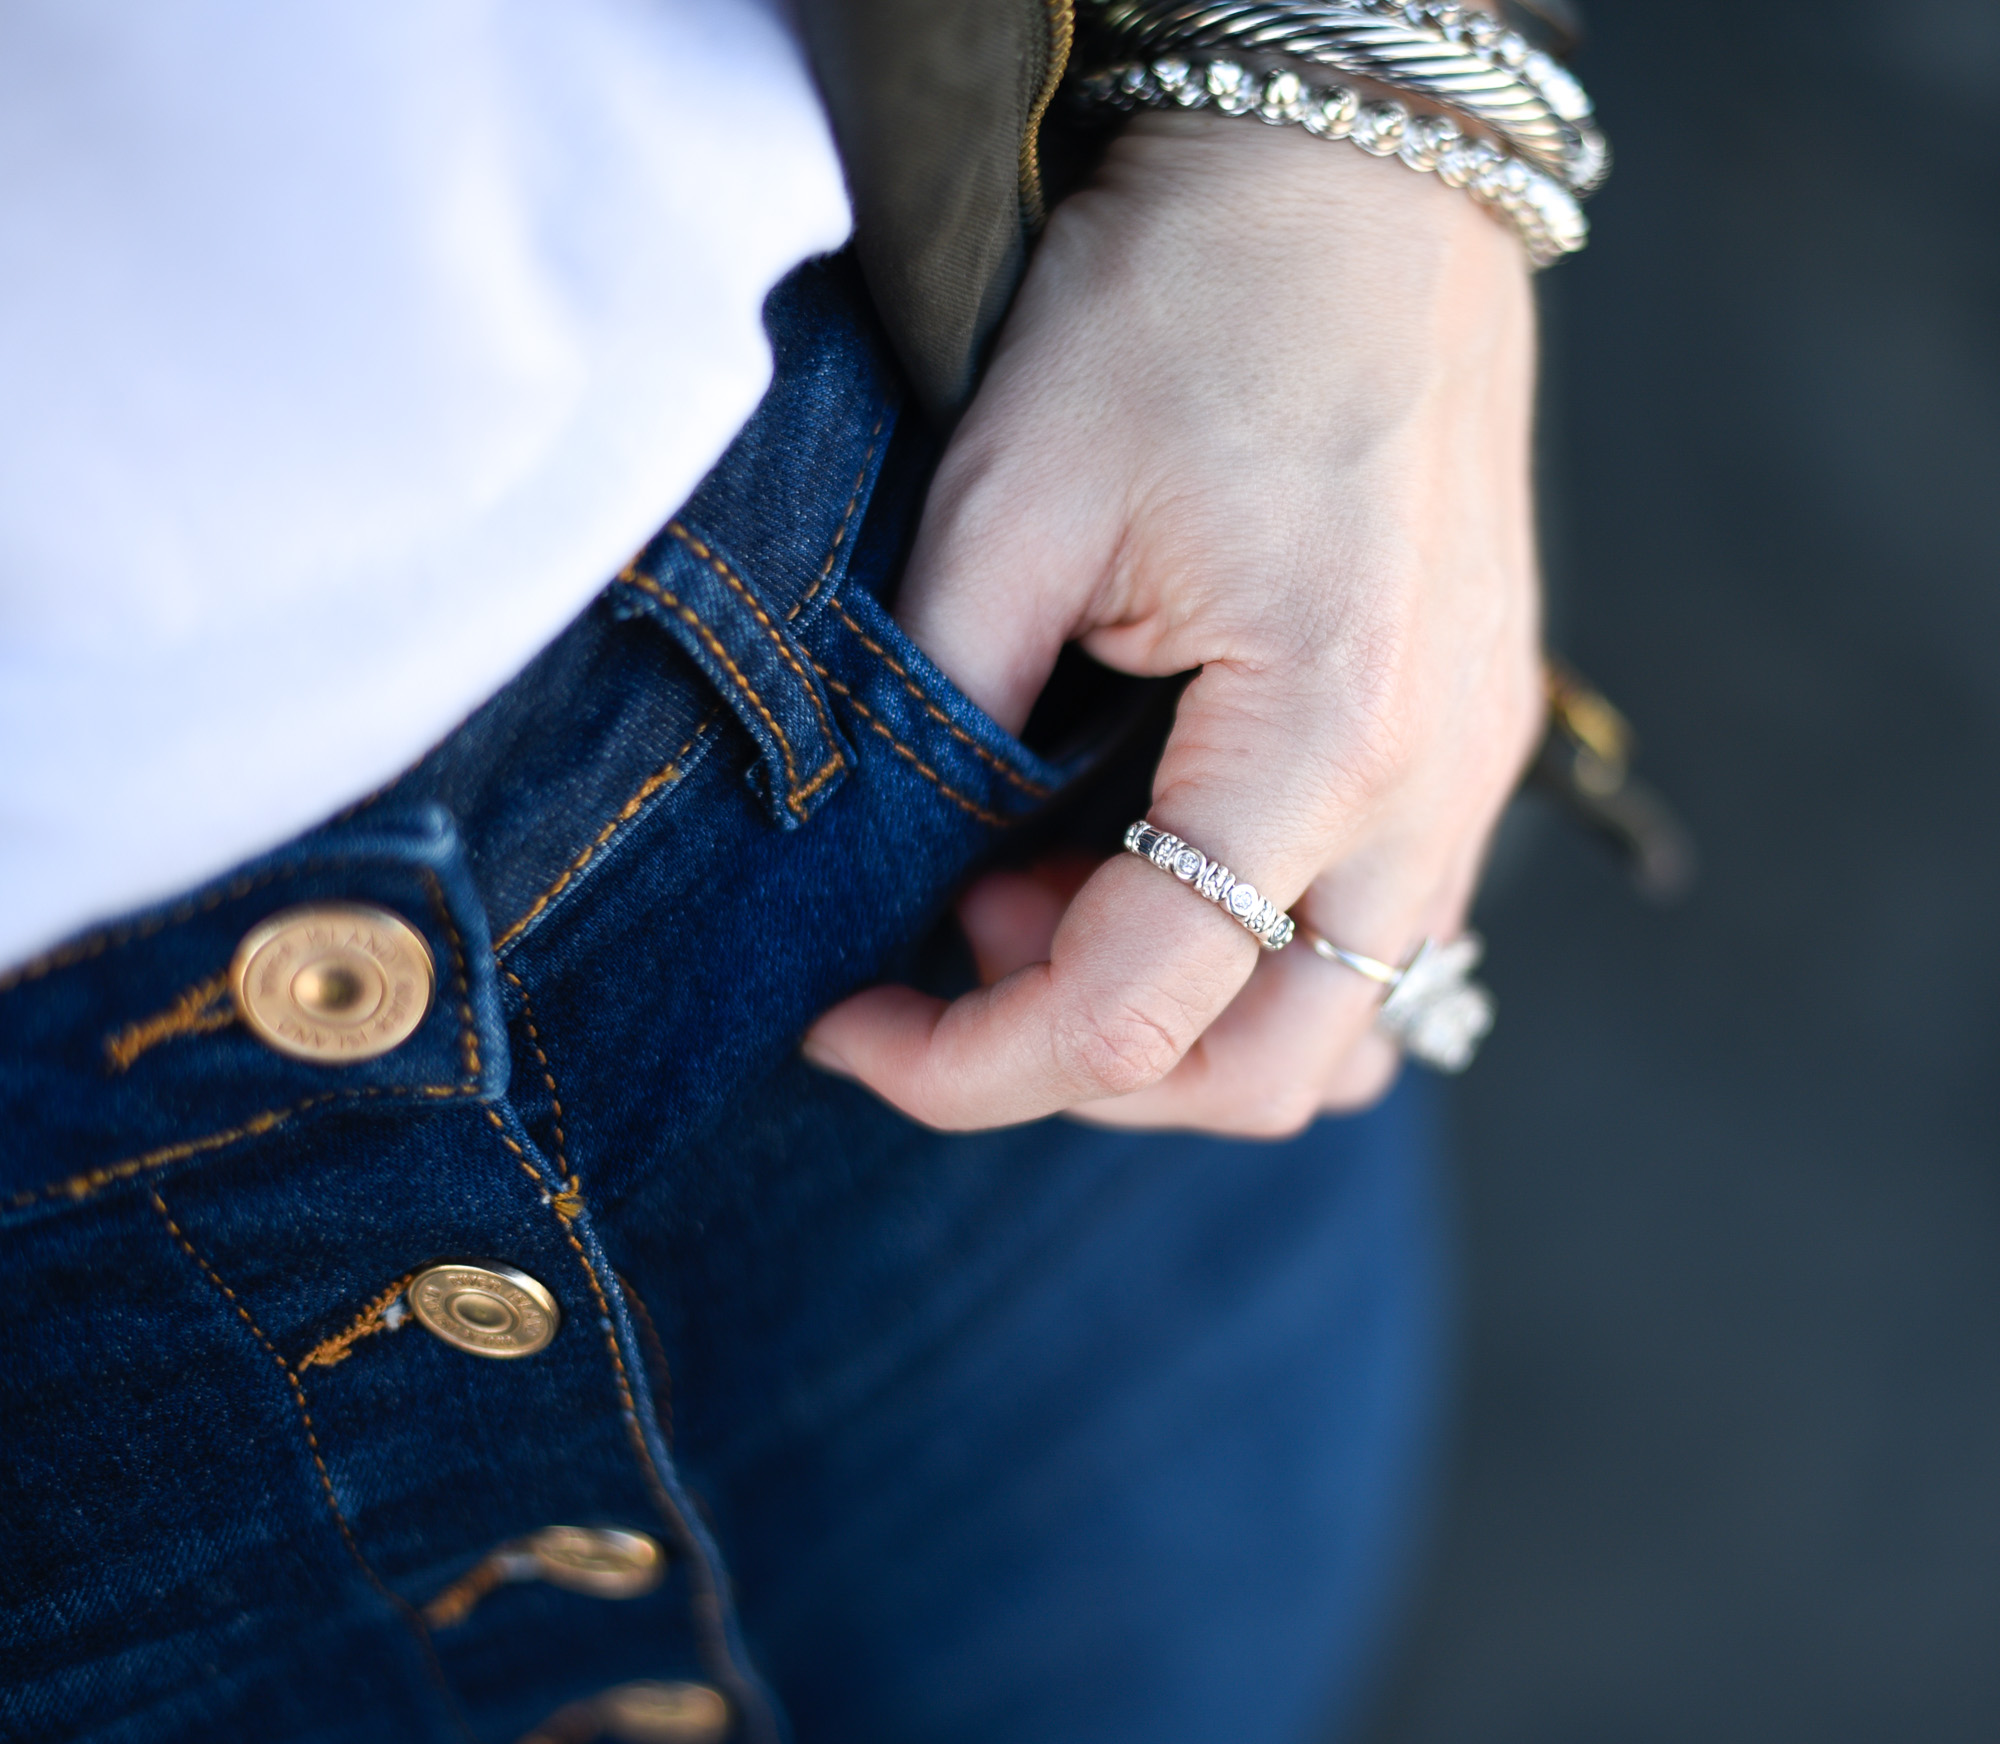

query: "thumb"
(890, 417), (1119, 736)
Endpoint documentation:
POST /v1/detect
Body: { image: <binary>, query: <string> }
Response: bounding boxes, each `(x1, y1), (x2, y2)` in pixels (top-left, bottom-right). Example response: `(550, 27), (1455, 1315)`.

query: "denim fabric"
(0, 258), (1446, 1744)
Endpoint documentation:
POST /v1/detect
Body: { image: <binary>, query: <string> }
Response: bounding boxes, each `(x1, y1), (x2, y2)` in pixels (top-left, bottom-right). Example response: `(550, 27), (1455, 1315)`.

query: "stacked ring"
(1122, 820), (1297, 950)
(1299, 926), (1496, 1073)
(1122, 817), (1496, 1072)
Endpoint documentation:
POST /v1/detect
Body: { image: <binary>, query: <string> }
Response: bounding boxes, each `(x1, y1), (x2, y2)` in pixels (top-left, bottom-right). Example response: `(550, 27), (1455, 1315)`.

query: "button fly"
(597, 1682), (731, 1743)
(525, 1526), (666, 1598)
(409, 1262), (559, 1358)
(230, 903), (433, 1062)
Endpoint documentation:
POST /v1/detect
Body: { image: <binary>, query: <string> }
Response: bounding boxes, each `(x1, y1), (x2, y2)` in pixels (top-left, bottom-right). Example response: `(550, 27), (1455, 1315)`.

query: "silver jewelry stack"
(1121, 819), (1497, 1070)
(1123, 820), (1298, 949)
(1072, 0), (1606, 266)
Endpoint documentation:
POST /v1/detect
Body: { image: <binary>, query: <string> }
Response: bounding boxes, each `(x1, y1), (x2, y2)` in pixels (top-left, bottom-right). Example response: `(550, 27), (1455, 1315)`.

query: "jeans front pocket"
(803, 585), (1066, 834)
(460, 246), (1091, 1208)
(499, 559), (1077, 1217)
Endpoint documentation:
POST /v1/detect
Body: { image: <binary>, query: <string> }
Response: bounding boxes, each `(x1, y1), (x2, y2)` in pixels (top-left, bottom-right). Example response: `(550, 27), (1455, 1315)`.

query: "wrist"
(1101, 105), (1528, 294)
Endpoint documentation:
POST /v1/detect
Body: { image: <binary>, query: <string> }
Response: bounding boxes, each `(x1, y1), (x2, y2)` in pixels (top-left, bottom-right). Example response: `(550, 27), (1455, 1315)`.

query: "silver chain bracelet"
(1075, 54), (1588, 265)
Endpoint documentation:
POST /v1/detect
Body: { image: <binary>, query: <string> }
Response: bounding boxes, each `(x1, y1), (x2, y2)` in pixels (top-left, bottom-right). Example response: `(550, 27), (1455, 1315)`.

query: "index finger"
(802, 667), (1347, 1129)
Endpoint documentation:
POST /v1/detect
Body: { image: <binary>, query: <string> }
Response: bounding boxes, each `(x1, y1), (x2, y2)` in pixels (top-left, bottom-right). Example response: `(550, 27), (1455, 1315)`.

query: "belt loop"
(616, 522), (854, 829)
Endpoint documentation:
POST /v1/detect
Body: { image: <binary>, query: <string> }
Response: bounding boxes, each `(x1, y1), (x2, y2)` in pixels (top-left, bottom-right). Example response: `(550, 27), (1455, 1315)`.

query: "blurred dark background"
(1364, 0), (2000, 1739)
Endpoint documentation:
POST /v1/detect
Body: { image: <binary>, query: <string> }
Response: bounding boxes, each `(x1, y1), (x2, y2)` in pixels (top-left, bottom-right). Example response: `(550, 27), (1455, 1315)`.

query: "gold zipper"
(1019, 0), (1076, 228)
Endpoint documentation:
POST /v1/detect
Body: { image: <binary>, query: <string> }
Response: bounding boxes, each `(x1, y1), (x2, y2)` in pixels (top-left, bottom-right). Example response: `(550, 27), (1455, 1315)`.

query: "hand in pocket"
(806, 111), (1544, 1135)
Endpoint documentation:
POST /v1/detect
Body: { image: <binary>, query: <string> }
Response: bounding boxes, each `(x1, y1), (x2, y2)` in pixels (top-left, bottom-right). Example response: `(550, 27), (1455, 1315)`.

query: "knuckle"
(1342, 704), (1416, 800)
(1054, 993), (1197, 1099)
(1313, 645), (1421, 808)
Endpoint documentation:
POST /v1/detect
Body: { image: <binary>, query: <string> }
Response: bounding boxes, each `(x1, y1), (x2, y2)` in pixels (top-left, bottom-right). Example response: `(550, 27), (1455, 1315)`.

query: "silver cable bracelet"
(1123, 820), (1298, 950)
(1074, 55), (1586, 265)
(1093, 1), (1608, 195)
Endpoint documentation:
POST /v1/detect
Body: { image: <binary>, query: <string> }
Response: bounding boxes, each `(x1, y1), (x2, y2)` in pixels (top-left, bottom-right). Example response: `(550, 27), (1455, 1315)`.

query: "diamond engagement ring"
(1123, 820), (1297, 950)
(1301, 927), (1495, 1073)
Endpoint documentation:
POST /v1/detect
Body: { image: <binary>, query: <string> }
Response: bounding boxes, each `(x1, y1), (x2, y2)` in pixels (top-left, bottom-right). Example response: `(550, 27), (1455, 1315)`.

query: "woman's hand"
(804, 108), (1545, 1133)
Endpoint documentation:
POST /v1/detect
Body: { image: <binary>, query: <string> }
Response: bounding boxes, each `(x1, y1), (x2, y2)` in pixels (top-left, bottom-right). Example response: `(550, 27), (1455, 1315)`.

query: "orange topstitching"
(419, 867), (481, 1084)
(483, 977), (748, 1708)
(787, 412), (888, 623)
(664, 521), (850, 794)
(420, 1554), (513, 1630)
(148, 1190), (467, 1730)
(618, 565), (845, 815)
(491, 711), (717, 953)
(832, 605), (1050, 797)
(0, 862), (313, 999)
(807, 655), (1012, 828)
(22, 895), (483, 1210)
(103, 972), (235, 1074)
(296, 1269), (421, 1372)
(13, 1080), (480, 1213)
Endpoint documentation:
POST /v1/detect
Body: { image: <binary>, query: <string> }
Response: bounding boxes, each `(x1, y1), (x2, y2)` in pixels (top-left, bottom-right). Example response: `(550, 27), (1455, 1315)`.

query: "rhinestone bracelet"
(1075, 55), (1587, 265)
(1092, 1), (1608, 196)
(1097, 1), (1606, 194)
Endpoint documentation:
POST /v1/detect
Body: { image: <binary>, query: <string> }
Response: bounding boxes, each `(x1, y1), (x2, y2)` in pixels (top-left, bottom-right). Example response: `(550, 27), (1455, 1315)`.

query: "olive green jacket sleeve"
(792, 0), (1073, 422)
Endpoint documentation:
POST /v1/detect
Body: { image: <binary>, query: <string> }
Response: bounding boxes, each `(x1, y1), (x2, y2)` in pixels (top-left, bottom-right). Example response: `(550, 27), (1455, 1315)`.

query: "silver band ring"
(1299, 925), (1496, 1074)
(1123, 820), (1296, 951)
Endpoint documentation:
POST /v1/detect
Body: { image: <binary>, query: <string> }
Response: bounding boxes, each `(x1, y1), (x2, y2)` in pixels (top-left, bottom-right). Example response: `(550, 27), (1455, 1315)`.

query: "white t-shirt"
(0, 0), (852, 969)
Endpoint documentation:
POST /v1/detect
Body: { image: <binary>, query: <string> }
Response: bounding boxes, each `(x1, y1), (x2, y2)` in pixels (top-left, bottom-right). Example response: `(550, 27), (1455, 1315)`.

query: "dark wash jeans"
(0, 259), (1445, 1744)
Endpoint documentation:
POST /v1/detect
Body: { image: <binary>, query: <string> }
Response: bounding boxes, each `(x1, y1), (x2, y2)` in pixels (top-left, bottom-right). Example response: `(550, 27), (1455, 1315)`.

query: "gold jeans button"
(596, 1682), (730, 1744)
(524, 1526), (666, 1599)
(409, 1263), (559, 1358)
(230, 903), (434, 1062)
